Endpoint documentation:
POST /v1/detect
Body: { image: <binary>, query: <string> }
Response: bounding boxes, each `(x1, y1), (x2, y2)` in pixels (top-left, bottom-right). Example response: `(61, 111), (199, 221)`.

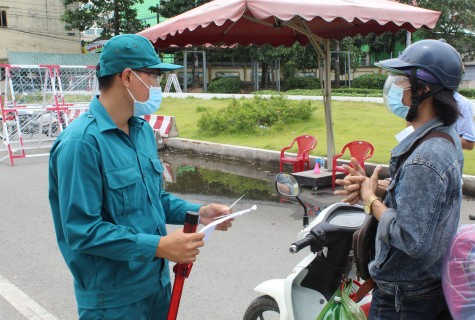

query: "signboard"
(85, 40), (108, 54)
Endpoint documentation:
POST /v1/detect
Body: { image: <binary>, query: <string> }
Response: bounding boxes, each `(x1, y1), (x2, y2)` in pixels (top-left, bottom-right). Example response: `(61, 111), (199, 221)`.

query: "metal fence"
(1, 64), (95, 165)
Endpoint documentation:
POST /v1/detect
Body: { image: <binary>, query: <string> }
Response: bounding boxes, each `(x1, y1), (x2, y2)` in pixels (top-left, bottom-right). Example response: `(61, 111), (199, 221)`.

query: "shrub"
(459, 88), (475, 98)
(284, 76), (320, 90)
(352, 73), (387, 89)
(332, 88), (382, 96)
(197, 95), (317, 136)
(208, 77), (242, 93)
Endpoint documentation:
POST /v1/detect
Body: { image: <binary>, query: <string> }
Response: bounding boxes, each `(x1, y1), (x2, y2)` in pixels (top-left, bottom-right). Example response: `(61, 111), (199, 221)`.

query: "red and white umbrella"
(140, 0), (440, 167)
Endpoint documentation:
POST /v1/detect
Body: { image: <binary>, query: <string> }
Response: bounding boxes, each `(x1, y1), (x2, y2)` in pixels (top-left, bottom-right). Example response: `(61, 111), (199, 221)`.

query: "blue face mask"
(128, 71), (163, 116)
(386, 84), (409, 119)
(132, 86), (162, 116)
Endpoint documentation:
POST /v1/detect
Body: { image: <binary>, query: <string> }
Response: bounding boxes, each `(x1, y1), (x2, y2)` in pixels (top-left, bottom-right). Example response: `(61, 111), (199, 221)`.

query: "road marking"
(0, 274), (59, 320)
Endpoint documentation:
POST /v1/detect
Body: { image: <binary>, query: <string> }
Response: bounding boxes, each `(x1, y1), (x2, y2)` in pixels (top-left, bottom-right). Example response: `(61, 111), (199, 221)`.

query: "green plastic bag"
(316, 279), (367, 320)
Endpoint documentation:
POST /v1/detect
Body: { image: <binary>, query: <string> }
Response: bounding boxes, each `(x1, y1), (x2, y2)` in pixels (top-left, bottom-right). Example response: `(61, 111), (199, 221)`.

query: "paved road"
(0, 157), (473, 320)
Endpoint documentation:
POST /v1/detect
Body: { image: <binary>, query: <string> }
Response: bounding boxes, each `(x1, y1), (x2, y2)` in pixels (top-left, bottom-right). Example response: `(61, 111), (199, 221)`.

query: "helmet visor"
(382, 74), (411, 107)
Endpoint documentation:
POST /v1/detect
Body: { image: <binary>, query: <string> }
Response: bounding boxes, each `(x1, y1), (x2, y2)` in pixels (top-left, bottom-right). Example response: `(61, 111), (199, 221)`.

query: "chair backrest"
(344, 141), (374, 168)
(295, 135), (317, 158)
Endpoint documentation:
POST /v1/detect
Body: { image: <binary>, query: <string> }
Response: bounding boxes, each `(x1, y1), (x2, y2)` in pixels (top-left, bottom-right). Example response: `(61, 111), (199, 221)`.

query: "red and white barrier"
(161, 161), (175, 183)
(65, 108), (88, 122)
(142, 115), (179, 138)
(0, 64), (180, 165)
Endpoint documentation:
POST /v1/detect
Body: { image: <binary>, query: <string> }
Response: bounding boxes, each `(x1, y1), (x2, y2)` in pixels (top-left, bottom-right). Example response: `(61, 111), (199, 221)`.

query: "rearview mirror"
(275, 173), (300, 197)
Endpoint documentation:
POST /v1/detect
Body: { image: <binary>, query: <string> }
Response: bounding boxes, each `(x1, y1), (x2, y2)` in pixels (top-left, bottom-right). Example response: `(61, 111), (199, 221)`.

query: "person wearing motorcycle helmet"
(337, 39), (464, 319)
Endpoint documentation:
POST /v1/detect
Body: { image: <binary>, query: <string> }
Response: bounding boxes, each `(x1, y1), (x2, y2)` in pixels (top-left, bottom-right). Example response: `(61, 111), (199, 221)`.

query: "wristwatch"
(364, 195), (381, 215)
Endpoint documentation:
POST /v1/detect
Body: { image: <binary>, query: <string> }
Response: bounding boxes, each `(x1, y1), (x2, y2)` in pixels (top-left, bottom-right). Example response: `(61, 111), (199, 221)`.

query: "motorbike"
(1, 110), (58, 140)
(243, 173), (371, 320)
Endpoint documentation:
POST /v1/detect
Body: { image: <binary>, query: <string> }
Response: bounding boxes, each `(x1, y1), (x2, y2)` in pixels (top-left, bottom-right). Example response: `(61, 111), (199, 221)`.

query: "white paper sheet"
(200, 205), (257, 242)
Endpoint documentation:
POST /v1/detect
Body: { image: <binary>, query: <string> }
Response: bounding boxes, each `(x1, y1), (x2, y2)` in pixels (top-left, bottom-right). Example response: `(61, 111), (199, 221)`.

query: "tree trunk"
(114, 0), (120, 36)
(191, 49), (199, 89)
(333, 40), (340, 89)
(260, 62), (271, 89)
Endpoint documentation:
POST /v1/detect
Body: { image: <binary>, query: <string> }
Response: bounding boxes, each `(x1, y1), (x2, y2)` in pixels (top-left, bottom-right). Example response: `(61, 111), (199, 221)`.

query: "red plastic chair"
(279, 135), (317, 173)
(332, 141), (374, 191)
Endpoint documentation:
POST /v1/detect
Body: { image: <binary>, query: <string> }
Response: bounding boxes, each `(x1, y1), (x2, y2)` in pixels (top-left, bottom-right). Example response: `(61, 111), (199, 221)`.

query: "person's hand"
(346, 157), (366, 176)
(360, 165), (383, 202)
(335, 175), (366, 205)
(156, 228), (204, 264)
(334, 157), (366, 205)
(199, 203), (233, 231)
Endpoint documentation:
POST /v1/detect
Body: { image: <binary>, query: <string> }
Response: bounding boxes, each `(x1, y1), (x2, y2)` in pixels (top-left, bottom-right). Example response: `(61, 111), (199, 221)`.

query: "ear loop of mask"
(127, 71), (151, 103)
(132, 71), (151, 90)
(405, 68), (444, 122)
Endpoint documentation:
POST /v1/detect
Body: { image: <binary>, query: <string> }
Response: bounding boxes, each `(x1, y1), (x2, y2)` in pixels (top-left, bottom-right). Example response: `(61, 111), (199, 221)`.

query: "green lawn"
(159, 96), (475, 175)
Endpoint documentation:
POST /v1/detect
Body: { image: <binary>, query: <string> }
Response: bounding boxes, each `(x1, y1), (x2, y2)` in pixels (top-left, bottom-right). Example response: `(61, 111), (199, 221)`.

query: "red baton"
(167, 211), (200, 320)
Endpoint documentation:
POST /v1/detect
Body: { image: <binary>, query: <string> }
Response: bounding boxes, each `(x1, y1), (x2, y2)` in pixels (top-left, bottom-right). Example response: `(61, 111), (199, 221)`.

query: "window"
(1, 10), (7, 27)
(297, 72), (317, 78)
(178, 72), (203, 85)
(215, 72), (240, 78)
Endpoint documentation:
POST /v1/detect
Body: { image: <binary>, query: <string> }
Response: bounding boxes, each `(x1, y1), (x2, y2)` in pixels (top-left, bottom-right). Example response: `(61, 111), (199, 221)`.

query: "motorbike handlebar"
(289, 228), (327, 254)
(289, 233), (317, 253)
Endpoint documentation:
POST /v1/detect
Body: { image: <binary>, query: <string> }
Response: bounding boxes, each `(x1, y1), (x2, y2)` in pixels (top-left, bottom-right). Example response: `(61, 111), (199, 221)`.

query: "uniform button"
(140, 255), (146, 262)
(98, 294), (105, 300)
(87, 114), (93, 118)
(98, 301), (105, 308)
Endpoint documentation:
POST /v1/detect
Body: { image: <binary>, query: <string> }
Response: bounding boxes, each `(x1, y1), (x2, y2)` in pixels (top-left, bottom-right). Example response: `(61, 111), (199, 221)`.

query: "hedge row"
(173, 73), (475, 98)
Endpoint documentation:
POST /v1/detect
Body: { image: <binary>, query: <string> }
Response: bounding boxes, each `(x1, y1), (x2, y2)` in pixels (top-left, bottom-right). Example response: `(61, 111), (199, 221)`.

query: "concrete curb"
(164, 137), (475, 197)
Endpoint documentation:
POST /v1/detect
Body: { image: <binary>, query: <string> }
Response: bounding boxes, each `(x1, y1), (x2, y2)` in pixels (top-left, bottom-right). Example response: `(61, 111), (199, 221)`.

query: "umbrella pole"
(307, 34), (335, 170)
(323, 39), (335, 171)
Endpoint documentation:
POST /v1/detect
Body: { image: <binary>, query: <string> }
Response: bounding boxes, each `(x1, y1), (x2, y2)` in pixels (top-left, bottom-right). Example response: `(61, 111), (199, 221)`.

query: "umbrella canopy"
(140, 0), (440, 47)
(139, 0), (440, 169)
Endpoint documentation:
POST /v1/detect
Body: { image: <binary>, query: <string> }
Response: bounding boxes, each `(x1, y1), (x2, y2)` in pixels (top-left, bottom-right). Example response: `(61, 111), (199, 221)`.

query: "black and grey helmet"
(376, 39), (464, 122)
(375, 39), (464, 90)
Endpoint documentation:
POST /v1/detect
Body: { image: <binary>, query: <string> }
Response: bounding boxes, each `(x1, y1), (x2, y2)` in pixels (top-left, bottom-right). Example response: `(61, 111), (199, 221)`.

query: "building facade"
(0, 0), (81, 63)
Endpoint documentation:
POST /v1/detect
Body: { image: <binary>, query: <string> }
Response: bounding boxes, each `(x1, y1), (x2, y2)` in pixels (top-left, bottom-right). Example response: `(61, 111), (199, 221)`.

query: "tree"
(61, 0), (148, 40)
(360, 30), (407, 61)
(149, 0), (210, 19)
(414, 0), (475, 60)
(339, 0), (475, 69)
